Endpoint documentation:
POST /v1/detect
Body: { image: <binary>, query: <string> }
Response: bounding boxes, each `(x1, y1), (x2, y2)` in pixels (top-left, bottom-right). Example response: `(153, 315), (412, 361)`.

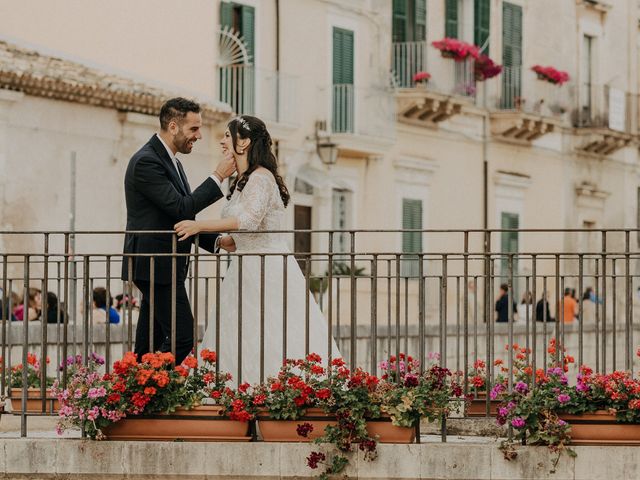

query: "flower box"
(257, 409), (415, 443)
(258, 408), (337, 442)
(366, 416), (416, 443)
(432, 38), (480, 62)
(466, 392), (500, 416)
(103, 405), (251, 441)
(10, 388), (59, 414)
(559, 411), (640, 446)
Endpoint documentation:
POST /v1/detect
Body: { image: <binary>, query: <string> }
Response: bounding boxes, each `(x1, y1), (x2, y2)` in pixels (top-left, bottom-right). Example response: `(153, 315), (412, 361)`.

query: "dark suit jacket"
(121, 135), (223, 285)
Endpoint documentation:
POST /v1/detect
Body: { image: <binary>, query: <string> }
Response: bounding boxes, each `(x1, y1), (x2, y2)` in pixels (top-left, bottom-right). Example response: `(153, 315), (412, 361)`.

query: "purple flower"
(515, 381), (529, 394)
(490, 383), (505, 400)
(558, 419), (568, 426)
(576, 382), (589, 393)
(498, 407), (509, 417)
(557, 393), (571, 404)
(511, 417), (526, 429)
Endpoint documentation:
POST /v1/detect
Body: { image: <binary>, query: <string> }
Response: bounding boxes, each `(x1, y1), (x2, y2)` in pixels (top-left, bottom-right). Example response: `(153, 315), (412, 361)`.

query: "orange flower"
(122, 351), (138, 367)
(136, 369), (153, 386)
(152, 371), (170, 388)
(142, 353), (166, 368)
(144, 386), (157, 396)
(200, 349), (217, 363)
(174, 365), (189, 377)
(182, 356), (198, 369)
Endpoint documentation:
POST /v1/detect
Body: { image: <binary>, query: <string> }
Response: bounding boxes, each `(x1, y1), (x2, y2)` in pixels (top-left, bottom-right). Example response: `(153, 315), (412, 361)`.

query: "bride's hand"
(174, 220), (200, 241)
(219, 235), (236, 252)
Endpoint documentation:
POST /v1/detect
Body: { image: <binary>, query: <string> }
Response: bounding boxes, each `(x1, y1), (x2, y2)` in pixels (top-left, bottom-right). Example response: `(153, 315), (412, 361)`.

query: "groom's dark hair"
(159, 97), (201, 130)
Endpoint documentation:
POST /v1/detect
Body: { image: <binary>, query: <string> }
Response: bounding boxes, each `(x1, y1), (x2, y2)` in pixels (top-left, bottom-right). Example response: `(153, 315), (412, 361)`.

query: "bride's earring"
(239, 149), (244, 154)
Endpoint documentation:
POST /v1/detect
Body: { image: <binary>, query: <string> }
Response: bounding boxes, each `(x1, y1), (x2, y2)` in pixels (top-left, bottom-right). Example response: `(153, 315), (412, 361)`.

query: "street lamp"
(314, 121), (338, 166)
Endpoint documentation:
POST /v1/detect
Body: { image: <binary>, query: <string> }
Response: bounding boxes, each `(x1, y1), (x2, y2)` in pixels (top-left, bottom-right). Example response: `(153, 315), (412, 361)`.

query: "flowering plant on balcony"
(531, 65), (570, 85)
(375, 353), (463, 428)
(474, 54), (503, 81)
(7, 353), (54, 388)
(412, 71), (431, 85)
(496, 341), (579, 467)
(432, 38), (480, 61)
(54, 349), (240, 439)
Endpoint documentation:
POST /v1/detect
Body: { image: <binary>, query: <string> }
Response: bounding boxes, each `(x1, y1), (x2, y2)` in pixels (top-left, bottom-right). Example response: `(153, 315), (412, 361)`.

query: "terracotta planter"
(559, 410), (640, 446)
(258, 409), (415, 443)
(10, 388), (59, 414)
(258, 408), (337, 442)
(366, 417), (416, 443)
(103, 406), (251, 441)
(466, 392), (500, 417)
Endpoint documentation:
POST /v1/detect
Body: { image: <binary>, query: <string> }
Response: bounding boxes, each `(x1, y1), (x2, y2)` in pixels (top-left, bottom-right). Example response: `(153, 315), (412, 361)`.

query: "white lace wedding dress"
(200, 169), (339, 384)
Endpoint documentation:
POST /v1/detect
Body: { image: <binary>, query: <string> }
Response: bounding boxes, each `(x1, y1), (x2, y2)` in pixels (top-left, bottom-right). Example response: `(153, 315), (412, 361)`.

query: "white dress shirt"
(155, 134), (222, 189)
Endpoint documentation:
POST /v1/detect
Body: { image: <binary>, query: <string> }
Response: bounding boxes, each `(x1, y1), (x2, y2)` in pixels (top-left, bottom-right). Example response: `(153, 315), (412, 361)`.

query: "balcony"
(329, 84), (396, 155)
(570, 84), (634, 156)
(391, 41), (475, 126)
(217, 65), (298, 128)
(489, 66), (568, 143)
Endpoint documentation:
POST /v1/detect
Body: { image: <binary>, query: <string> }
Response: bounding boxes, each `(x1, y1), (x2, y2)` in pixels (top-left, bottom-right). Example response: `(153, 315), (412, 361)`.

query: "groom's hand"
(219, 235), (236, 253)
(174, 220), (200, 241)
(213, 152), (236, 182)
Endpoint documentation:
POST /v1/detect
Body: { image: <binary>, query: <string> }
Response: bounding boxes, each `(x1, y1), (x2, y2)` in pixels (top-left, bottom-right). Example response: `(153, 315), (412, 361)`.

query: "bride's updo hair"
(227, 115), (290, 207)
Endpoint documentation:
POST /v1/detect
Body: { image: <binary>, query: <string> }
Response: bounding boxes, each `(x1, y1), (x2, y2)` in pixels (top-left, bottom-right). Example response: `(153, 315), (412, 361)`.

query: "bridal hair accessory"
(234, 116), (251, 131)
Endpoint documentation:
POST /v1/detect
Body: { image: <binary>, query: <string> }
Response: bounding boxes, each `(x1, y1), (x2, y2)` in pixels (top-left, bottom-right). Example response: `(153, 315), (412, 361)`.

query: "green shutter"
(502, 2), (522, 67)
(474, 0), (490, 52)
(241, 5), (255, 64)
(501, 2), (522, 108)
(445, 0), (458, 39)
(500, 212), (519, 292)
(332, 28), (354, 85)
(220, 1), (233, 29)
(392, 0), (408, 42)
(402, 198), (423, 277)
(414, 0), (427, 41)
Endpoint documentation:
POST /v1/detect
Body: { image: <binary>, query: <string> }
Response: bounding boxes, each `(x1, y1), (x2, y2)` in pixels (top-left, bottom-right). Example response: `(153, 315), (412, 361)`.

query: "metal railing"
(217, 65), (299, 125)
(391, 42), (476, 100)
(2, 228), (640, 434)
(495, 66), (572, 120)
(392, 41), (428, 88)
(570, 83), (634, 133)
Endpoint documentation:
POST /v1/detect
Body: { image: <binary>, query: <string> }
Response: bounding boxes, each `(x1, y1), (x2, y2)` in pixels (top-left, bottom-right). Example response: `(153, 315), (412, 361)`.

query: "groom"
(121, 97), (235, 364)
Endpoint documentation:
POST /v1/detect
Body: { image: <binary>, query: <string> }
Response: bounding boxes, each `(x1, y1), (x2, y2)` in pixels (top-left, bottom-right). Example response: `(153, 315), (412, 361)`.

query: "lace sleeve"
(236, 172), (275, 230)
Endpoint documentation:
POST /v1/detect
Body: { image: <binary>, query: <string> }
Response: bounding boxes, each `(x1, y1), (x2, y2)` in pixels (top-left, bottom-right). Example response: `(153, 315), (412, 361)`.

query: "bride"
(175, 115), (339, 384)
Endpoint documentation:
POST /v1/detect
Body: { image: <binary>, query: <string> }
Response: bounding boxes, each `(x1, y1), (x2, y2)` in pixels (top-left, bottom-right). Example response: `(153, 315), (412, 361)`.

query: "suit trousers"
(133, 280), (193, 365)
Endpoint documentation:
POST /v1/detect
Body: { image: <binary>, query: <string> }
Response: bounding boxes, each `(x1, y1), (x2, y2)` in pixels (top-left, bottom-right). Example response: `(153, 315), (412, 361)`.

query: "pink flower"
(412, 71), (431, 83)
(87, 387), (106, 399)
(511, 417), (525, 428)
(557, 393), (571, 404)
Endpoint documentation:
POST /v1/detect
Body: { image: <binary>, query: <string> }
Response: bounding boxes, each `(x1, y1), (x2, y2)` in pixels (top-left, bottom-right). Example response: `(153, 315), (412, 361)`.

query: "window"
(580, 35), (594, 125)
(445, 0), (459, 39)
(332, 189), (352, 261)
(401, 198), (423, 278)
(474, 0), (490, 51)
(501, 2), (522, 109)
(392, 0), (427, 42)
(332, 27), (354, 133)
(500, 212), (519, 295)
(219, 2), (255, 114)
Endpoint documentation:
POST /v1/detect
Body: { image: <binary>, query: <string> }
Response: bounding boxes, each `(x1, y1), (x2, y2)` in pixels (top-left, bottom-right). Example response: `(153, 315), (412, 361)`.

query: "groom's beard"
(174, 131), (196, 154)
